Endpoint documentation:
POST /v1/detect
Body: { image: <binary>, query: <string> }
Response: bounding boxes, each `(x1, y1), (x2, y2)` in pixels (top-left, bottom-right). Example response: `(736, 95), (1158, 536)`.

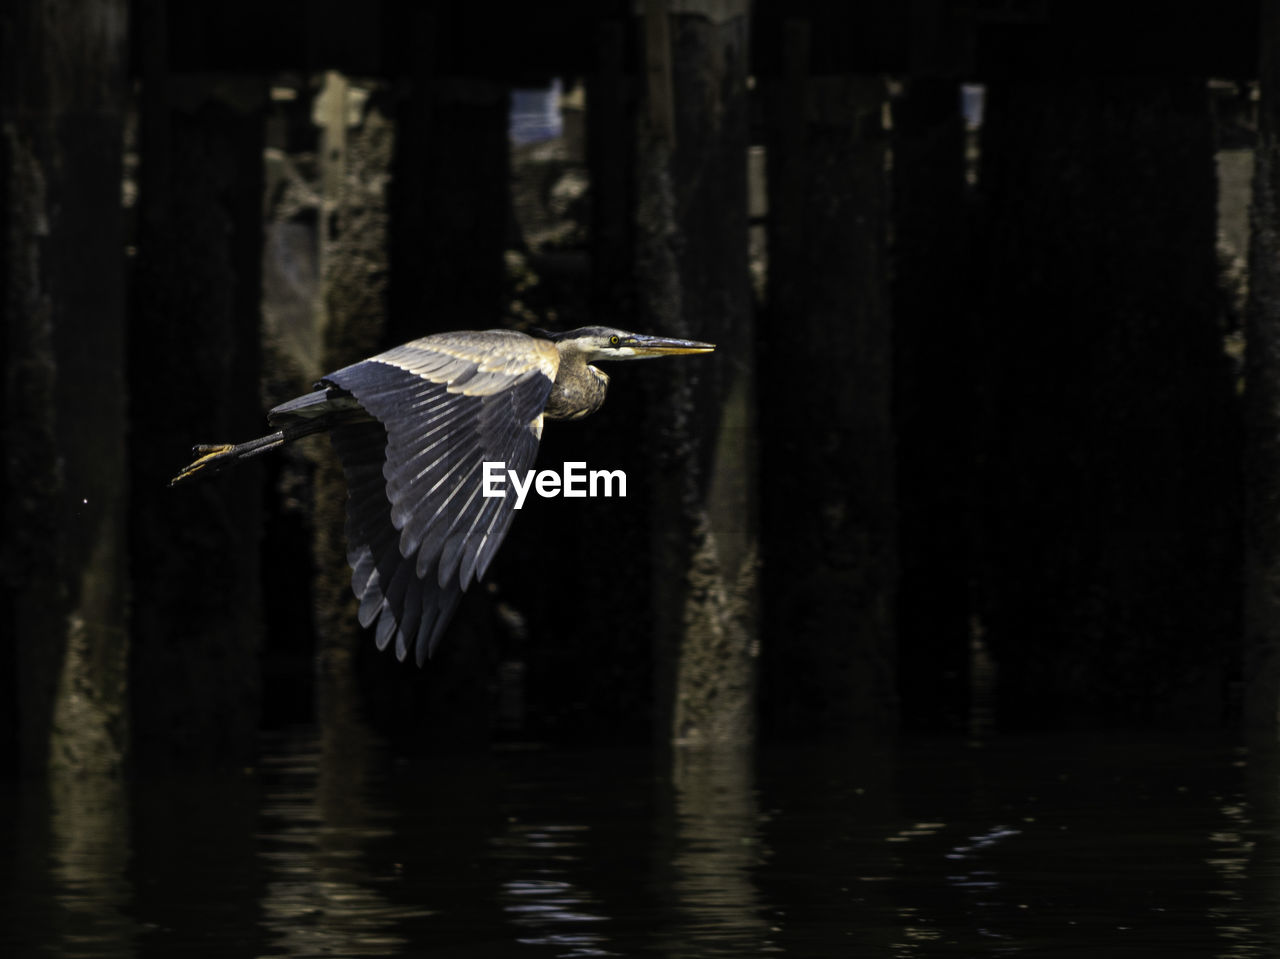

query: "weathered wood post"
(310, 71), (394, 685)
(636, 0), (759, 745)
(2, 0), (131, 774)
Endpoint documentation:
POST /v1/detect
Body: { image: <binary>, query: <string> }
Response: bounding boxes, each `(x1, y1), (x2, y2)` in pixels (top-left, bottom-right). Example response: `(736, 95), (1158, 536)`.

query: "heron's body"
(172, 326), (713, 664)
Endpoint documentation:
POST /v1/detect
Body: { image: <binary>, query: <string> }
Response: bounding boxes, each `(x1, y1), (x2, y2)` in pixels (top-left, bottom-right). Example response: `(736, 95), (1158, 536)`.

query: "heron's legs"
(170, 433), (285, 486)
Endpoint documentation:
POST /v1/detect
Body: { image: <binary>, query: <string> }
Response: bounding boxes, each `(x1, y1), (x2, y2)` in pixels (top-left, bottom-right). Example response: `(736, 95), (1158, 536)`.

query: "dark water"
(2, 727), (1276, 957)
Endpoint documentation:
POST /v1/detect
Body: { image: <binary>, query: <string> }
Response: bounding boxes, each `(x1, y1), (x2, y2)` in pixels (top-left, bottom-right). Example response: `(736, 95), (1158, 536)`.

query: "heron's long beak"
(628, 335), (716, 356)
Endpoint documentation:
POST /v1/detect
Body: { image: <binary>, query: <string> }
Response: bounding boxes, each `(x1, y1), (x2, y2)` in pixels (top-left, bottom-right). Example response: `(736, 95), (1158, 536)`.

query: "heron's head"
(536, 326), (715, 362)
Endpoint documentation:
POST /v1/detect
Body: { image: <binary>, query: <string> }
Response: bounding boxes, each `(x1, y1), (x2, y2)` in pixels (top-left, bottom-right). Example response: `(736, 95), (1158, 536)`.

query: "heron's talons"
(169, 443), (235, 486)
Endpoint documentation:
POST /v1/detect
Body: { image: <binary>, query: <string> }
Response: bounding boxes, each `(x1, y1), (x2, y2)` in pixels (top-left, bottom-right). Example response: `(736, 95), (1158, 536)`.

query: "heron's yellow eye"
(610, 335), (620, 346)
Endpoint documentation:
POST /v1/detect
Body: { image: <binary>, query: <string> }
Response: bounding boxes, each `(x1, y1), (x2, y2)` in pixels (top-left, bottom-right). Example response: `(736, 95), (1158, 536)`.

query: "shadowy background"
(1, 0), (1273, 775)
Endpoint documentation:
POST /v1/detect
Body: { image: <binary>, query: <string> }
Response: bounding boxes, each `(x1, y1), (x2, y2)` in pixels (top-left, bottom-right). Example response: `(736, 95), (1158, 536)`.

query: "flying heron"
(172, 326), (714, 664)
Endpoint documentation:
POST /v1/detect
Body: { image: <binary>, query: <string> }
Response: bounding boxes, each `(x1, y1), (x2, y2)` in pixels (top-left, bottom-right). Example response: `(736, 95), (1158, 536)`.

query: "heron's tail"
(170, 432), (288, 486)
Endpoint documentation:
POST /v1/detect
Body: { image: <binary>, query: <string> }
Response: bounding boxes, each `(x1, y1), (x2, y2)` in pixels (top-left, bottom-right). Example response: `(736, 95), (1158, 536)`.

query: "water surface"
(2, 730), (1275, 957)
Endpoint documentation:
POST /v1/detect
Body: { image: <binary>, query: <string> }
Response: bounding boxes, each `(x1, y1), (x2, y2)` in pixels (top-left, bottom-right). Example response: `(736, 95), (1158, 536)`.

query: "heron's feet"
(169, 444), (235, 486)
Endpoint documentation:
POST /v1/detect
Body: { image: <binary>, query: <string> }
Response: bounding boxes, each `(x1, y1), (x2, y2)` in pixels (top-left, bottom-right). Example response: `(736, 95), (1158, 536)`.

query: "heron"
(171, 326), (714, 665)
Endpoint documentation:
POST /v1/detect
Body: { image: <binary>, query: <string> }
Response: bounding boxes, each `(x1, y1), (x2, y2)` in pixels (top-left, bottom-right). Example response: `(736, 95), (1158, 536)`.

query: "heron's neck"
(544, 353), (609, 421)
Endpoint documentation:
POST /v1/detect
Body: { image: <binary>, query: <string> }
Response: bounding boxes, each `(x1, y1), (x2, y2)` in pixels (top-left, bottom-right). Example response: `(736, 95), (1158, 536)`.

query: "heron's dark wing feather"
(323, 330), (557, 664)
(327, 419), (400, 642)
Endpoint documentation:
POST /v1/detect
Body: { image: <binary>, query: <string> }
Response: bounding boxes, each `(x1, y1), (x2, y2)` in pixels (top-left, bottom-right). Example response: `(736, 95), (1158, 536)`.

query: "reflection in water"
(493, 822), (614, 956)
(45, 772), (138, 959)
(1208, 788), (1258, 958)
(8, 734), (1280, 956)
(665, 745), (776, 957)
(940, 823), (1024, 950)
(882, 739), (1279, 956)
(1237, 740), (1280, 957)
(484, 745), (776, 957)
(2, 769), (138, 958)
(256, 727), (430, 958)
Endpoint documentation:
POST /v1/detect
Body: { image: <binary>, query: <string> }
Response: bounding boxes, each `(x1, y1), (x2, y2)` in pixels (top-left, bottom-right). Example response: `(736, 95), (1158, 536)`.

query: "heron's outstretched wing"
(303, 330), (558, 665)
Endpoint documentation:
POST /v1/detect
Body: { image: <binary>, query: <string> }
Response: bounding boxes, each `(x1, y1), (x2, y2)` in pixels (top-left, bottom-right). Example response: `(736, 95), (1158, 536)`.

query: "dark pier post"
(129, 1), (267, 764)
(1, 0), (131, 775)
(309, 71), (393, 679)
(892, 79), (971, 731)
(760, 21), (898, 736)
(345, 8), (512, 748)
(588, 18), (635, 318)
(975, 77), (1236, 726)
(637, 0), (759, 746)
(1246, 0), (1280, 732)
(892, 18), (973, 731)
(387, 8), (509, 344)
